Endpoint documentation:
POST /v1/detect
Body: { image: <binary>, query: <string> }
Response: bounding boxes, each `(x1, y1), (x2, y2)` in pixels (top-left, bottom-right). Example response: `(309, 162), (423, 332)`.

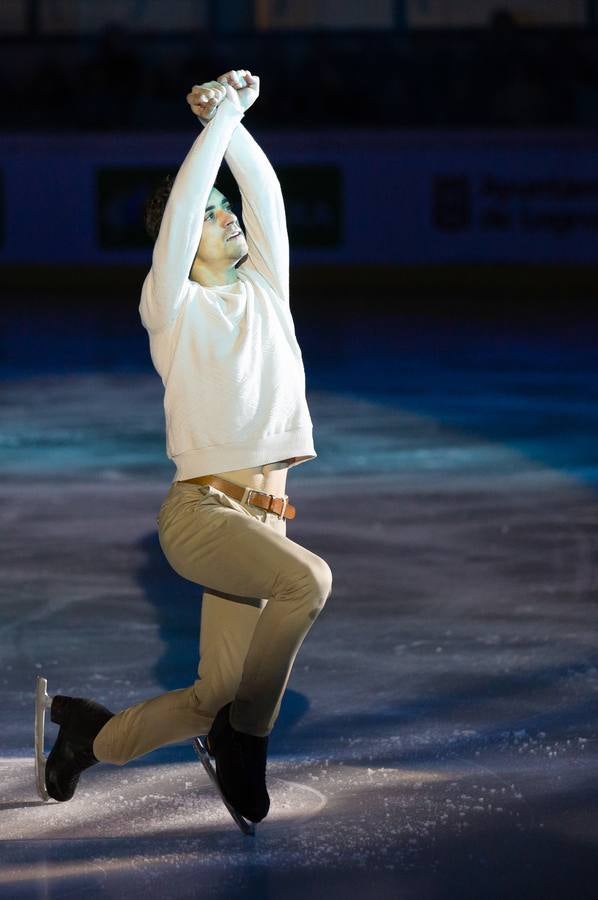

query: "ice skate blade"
(34, 675), (53, 802)
(192, 736), (256, 836)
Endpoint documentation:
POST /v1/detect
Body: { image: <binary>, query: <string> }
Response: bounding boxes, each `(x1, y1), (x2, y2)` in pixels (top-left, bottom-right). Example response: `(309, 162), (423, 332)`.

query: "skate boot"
(206, 702), (270, 823)
(45, 694), (115, 802)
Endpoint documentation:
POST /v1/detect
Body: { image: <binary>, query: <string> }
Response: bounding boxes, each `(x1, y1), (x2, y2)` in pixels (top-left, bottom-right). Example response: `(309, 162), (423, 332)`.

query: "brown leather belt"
(178, 474), (296, 520)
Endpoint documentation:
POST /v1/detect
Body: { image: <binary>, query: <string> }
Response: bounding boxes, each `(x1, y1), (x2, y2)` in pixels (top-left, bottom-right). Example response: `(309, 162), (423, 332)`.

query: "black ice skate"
(193, 735), (256, 836)
(34, 675), (114, 802)
(200, 701), (270, 827)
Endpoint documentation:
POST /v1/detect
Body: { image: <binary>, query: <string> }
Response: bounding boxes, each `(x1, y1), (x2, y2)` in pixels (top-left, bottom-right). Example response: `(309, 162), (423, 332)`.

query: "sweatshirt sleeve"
(139, 96), (245, 334)
(198, 113), (290, 306)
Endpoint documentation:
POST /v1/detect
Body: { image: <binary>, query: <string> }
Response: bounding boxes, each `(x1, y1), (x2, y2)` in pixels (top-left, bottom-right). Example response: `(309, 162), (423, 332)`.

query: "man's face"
(195, 187), (246, 264)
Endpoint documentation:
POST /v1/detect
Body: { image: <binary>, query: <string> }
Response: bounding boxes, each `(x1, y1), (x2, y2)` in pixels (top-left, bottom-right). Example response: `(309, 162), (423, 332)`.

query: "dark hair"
(143, 173), (175, 242)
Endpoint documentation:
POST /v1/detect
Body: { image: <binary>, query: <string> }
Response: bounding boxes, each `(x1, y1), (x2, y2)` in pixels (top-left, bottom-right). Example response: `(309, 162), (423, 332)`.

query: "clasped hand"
(186, 69), (259, 122)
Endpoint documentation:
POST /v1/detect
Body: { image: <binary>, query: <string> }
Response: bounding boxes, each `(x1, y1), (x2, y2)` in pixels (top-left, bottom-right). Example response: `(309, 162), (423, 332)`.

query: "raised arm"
(194, 70), (290, 306)
(139, 91), (245, 334)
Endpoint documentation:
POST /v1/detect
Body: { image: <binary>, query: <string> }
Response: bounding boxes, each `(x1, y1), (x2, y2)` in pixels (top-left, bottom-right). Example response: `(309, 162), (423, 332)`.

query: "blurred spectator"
(371, 34), (412, 126)
(179, 27), (231, 98)
(75, 23), (142, 129)
(490, 8), (518, 33)
(539, 32), (578, 125)
(1, 19), (597, 132)
(23, 57), (74, 128)
(296, 33), (346, 125)
(491, 57), (548, 125)
(573, 38), (598, 126)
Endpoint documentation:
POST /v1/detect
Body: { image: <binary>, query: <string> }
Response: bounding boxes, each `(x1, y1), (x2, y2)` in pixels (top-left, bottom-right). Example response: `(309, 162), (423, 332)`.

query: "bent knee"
(306, 558), (333, 619)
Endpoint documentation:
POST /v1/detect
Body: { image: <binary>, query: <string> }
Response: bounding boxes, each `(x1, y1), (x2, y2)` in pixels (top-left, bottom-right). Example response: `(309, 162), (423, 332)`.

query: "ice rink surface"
(1, 308), (597, 898)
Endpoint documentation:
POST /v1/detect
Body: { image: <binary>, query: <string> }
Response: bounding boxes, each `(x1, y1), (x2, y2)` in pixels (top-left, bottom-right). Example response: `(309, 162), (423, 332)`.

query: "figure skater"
(41, 69), (332, 825)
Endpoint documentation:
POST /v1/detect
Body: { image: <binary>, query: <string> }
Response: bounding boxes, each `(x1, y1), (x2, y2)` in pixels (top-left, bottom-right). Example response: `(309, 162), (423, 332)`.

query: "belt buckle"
(242, 487), (287, 519)
(242, 486), (265, 508)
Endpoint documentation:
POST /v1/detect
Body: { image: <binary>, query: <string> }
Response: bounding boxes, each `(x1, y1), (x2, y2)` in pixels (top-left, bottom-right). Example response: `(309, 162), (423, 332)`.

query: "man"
(43, 70), (332, 825)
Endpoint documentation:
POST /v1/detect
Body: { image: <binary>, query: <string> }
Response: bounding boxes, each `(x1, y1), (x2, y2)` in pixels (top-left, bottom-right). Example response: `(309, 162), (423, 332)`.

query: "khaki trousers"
(92, 480), (333, 765)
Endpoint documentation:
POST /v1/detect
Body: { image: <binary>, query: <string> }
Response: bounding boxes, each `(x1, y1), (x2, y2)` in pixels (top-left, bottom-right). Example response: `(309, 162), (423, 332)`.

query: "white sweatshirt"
(139, 95), (317, 483)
